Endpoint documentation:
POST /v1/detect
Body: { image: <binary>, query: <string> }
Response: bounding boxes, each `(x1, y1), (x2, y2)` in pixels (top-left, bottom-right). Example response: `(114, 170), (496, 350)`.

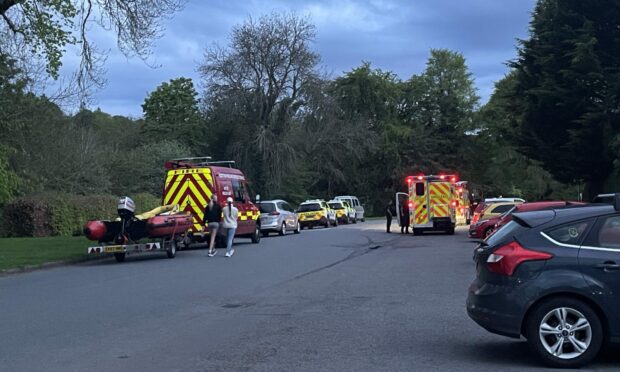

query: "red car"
(468, 215), (501, 239)
(494, 201), (586, 230)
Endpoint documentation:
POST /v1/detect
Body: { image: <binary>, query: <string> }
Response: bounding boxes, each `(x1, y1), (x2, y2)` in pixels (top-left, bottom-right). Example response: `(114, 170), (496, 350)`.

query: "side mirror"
(255, 194), (261, 203)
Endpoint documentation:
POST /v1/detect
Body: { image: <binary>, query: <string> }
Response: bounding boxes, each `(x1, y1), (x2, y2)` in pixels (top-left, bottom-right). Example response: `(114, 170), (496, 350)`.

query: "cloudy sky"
(60, 0), (537, 117)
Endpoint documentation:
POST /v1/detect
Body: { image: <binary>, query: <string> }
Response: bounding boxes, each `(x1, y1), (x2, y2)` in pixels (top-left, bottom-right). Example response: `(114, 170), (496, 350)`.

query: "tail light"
(486, 241), (552, 276)
(270, 211), (280, 216)
(472, 214), (479, 223)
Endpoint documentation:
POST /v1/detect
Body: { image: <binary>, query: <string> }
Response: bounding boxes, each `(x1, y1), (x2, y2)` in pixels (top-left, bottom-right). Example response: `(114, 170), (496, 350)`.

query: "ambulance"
(405, 174), (458, 235)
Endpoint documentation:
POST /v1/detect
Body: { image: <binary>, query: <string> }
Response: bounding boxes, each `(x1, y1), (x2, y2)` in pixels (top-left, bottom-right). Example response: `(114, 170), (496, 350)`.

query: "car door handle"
(595, 262), (620, 271)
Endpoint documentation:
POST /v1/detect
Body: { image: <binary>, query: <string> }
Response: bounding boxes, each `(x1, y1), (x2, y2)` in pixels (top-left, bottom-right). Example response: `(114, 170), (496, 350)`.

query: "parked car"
(469, 215), (502, 239)
(341, 200), (357, 223)
(494, 201), (586, 231)
(472, 198), (526, 224)
(296, 200), (337, 229)
(468, 196), (620, 368)
(257, 200), (300, 236)
(328, 200), (350, 224)
(475, 201), (522, 223)
(593, 193), (617, 203)
(334, 196), (365, 222)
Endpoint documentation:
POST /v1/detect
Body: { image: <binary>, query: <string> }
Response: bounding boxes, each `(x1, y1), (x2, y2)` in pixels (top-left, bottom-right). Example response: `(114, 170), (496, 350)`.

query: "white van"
(334, 196), (365, 222)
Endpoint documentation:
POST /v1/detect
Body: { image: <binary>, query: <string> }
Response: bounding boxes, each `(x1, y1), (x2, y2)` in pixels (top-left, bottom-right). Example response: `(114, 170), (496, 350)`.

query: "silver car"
(258, 200), (301, 236)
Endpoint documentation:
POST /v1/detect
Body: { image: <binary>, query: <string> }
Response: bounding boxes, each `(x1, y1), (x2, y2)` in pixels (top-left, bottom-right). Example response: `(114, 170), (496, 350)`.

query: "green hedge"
(1, 193), (161, 237)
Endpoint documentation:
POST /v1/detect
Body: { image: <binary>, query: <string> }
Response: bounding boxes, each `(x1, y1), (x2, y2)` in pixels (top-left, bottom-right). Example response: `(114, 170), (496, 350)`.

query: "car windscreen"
(258, 203), (276, 213)
(298, 203), (321, 212)
(329, 203), (344, 210)
(485, 220), (528, 246)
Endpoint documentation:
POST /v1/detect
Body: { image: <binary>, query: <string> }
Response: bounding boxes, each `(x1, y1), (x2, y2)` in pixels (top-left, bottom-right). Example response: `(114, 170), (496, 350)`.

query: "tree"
(142, 77), (202, 152)
(0, 0), (185, 92)
(511, 0), (620, 198)
(199, 12), (320, 194)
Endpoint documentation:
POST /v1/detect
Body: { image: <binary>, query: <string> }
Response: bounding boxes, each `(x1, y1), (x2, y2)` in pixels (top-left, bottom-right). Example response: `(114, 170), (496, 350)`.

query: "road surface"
(1, 221), (618, 371)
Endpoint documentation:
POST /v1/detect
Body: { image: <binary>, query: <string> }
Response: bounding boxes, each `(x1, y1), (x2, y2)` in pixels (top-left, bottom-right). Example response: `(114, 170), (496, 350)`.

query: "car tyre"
(279, 223), (286, 236)
(262, 231), (269, 237)
(294, 222), (301, 234)
(114, 252), (126, 263)
(251, 224), (261, 244)
(361, 217), (365, 222)
(353, 217), (357, 224)
(525, 297), (603, 368)
(413, 228), (422, 236)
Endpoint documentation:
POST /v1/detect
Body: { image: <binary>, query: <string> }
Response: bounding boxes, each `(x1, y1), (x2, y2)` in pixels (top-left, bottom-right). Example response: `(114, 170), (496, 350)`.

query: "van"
(162, 157), (261, 245)
(334, 196), (365, 222)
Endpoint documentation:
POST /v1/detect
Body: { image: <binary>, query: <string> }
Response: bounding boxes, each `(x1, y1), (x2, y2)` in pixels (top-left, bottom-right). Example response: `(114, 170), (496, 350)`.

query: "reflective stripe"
(540, 232), (620, 253)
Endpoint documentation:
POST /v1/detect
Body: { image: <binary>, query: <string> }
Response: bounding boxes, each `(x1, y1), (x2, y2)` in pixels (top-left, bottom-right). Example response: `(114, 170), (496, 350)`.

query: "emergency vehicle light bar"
(407, 174), (458, 182)
(165, 157), (236, 169)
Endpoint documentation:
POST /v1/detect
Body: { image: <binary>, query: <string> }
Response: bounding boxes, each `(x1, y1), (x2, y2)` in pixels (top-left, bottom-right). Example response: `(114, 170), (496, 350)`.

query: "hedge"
(1, 192), (161, 237)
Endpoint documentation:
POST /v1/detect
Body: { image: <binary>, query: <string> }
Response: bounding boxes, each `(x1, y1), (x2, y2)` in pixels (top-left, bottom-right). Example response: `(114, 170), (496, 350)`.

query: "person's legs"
(208, 224), (218, 253)
(226, 228), (236, 256)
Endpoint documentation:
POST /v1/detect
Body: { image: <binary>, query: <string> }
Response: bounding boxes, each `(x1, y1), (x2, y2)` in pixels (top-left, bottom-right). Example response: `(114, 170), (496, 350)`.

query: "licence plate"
(104, 245), (124, 253)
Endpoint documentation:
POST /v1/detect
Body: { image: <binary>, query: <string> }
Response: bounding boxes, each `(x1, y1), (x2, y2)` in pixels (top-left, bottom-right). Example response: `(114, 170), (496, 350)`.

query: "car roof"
(515, 201), (584, 211)
(484, 197), (526, 202)
(259, 199), (286, 204)
(484, 201), (520, 210)
(301, 200), (322, 205)
(335, 195), (356, 199)
(514, 204), (617, 228)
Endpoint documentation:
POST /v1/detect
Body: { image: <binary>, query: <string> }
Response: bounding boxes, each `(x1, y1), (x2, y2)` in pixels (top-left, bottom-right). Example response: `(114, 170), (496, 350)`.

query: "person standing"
(222, 197), (239, 257)
(386, 200), (394, 233)
(204, 195), (222, 257)
(400, 199), (410, 234)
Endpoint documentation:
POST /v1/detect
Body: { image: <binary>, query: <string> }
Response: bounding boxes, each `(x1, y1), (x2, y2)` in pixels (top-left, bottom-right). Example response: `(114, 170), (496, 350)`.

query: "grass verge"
(0, 236), (90, 272)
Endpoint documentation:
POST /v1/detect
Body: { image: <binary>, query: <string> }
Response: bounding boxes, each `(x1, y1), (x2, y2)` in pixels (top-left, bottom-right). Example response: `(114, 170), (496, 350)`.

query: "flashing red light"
(452, 200), (458, 207)
(451, 176), (457, 183)
(408, 202), (413, 208)
(439, 175), (446, 180)
(406, 177), (413, 184)
(417, 175), (424, 180)
(458, 187), (463, 193)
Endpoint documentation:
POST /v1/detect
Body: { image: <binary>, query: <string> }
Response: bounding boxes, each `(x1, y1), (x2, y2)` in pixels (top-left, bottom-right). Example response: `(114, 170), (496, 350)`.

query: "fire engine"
(405, 174), (458, 235)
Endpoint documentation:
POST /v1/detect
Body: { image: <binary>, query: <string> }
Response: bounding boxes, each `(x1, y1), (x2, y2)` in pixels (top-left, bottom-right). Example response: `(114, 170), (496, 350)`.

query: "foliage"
(142, 77), (202, 152)
(2, 192), (161, 237)
(0, 235), (90, 272)
(510, 0), (620, 198)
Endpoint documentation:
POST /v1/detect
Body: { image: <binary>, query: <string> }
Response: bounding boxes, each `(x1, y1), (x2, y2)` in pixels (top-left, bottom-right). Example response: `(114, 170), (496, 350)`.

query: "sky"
(57, 0), (537, 118)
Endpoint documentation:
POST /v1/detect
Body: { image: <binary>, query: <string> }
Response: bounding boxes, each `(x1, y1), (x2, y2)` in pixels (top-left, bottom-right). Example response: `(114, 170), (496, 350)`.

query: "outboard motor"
(115, 197), (136, 244)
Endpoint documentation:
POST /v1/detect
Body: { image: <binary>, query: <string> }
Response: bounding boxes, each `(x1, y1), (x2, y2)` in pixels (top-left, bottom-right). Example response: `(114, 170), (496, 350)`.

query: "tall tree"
(0, 0), (185, 93)
(199, 12), (320, 194)
(142, 77), (202, 152)
(511, 0), (620, 198)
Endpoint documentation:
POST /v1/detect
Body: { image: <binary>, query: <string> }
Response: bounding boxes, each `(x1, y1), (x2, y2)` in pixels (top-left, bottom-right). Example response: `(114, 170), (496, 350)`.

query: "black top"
(204, 203), (222, 223)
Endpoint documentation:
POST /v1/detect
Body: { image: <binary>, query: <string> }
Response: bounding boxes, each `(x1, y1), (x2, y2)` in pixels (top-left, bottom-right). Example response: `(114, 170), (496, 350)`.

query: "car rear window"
(258, 203), (276, 213)
(485, 220), (528, 246)
(490, 204), (514, 214)
(298, 203), (321, 212)
(544, 220), (594, 246)
(329, 203), (344, 210)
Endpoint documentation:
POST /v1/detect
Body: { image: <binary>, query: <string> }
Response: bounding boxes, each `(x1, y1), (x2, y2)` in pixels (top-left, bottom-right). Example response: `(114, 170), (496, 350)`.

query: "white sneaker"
(227, 249), (235, 257)
(225, 251), (231, 258)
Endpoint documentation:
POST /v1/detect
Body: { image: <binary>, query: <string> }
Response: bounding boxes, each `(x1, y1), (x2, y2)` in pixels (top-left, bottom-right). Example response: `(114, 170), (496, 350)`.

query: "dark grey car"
(467, 197), (620, 368)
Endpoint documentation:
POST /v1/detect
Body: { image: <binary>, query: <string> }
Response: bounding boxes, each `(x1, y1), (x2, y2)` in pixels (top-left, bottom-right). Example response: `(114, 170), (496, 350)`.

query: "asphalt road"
(1, 221), (618, 371)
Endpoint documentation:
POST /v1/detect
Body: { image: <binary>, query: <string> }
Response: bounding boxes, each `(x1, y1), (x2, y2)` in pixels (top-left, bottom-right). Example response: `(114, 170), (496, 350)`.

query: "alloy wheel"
(539, 307), (592, 360)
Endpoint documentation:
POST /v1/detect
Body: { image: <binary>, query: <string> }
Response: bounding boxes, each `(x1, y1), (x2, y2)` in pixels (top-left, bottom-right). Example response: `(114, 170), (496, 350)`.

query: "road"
(1, 221), (618, 371)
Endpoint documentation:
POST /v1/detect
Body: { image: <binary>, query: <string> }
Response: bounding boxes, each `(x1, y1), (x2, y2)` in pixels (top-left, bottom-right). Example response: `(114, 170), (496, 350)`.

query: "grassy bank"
(0, 236), (90, 272)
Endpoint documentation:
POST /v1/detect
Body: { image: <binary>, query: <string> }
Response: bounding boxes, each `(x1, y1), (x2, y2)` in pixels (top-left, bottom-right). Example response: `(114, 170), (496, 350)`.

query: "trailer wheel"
(413, 228), (422, 236)
(166, 239), (177, 259)
(114, 252), (126, 263)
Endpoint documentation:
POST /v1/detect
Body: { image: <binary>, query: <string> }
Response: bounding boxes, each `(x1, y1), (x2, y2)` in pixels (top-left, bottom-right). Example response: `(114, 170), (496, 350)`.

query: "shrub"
(1, 192), (162, 237)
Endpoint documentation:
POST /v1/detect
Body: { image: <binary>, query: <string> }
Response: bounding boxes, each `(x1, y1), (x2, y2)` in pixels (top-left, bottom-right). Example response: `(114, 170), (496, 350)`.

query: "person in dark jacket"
(400, 199), (410, 234)
(204, 195), (222, 256)
(386, 200), (394, 233)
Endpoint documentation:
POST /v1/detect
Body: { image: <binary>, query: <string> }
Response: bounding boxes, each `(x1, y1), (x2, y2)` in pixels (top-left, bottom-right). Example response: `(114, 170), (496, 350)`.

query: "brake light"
(270, 211), (280, 216)
(486, 241), (552, 276)
(472, 214), (479, 223)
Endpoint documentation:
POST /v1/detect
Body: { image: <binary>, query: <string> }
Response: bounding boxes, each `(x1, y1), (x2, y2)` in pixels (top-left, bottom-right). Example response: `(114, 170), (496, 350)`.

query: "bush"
(1, 192), (162, 237)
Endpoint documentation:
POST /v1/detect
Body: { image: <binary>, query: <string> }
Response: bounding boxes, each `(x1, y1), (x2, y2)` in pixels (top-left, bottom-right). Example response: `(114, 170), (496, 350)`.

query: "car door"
(283, 202), (296, 228)
(278, 201), (291, 230)
(579, 214), (620, 335)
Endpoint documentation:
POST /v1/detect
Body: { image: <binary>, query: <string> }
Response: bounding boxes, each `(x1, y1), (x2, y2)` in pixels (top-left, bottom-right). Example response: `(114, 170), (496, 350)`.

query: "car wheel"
(361, 217), (365, 222)
(525, 297), (603, 368)
(114, 252), (126, 263)
(447, 227), (455, 235)
(166, 239), (177, 259)
(353, 217), (357, 224)
(334, 218), (338, 227)
(279, 222), (286, 236)
(262, 231), (269, 237)
(251, 224), (261, 244)
(294, 222), (301, 234)
(413, 228), (422, 236)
